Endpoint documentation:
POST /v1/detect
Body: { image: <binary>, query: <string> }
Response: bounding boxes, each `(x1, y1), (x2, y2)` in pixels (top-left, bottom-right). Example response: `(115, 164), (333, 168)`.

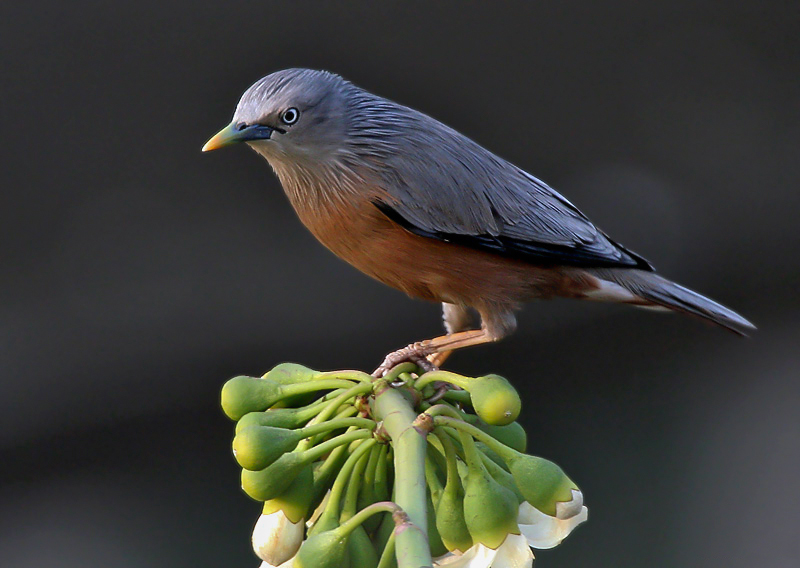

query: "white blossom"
(517, 489), (588, 550)
(252, 510), (304, 566)
(433, 533), (533, 568)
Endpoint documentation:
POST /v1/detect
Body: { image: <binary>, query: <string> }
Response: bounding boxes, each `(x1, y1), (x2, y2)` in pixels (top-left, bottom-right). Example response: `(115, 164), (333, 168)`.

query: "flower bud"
(467, 375), (521, 426)
(293, 529), (349, 568)
(263, 462), (315, 523)
(262, 363), (319, 385)
(347, 524), (378, 568)
(463, 463), (520, 549)
(221, 376), (282, 420)
(241, 453), (307, 502)
(419, 372), (521, 426)
(236, 407), (313, 434)
(233, 425), (303, 471)
(506, 454), (579, 517)
(252, 509), (304, 566)
(435, 479), (472, 554)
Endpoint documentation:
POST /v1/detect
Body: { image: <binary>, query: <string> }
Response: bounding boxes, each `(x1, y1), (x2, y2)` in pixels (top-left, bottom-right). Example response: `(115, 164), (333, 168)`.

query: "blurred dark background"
(1, 2), (798, 567)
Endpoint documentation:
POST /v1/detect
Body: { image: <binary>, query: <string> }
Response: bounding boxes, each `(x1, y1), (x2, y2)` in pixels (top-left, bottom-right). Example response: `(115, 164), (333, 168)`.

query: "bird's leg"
(427, 350), (453, 368)
(426, 303), (473, 368)
(372, 329), (491, 377)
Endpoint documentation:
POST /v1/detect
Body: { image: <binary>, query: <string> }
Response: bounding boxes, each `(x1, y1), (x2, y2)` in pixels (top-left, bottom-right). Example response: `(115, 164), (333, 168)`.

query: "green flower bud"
(434, 474), (472, 553)
(293, 529), (350, 568)
(467, 375), (521, 426)
(233, 425), (304, 471)
(417, 372), (521, 426)
(463, 462), (520, 549)
(261, 463), (314, 523)
(506, 454), (579, 517)
(347, 524), (379, 568)
(262, 362), (320, 384)
(223, 375), (360, 421)
(221, 376), (282, 420)
(241, 452), (306, 501)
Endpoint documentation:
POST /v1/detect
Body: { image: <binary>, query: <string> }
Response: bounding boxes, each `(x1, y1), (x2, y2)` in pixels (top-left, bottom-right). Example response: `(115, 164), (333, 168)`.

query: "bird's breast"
(281, 178), (589, 310)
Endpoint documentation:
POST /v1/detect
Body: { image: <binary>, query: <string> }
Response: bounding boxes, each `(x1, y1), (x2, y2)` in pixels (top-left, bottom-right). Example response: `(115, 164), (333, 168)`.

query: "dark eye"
(281, 108), (300, 125)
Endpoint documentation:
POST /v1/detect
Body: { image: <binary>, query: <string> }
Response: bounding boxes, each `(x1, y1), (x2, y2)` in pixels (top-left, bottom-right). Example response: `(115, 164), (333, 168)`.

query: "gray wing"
(369, 109), (652, 270)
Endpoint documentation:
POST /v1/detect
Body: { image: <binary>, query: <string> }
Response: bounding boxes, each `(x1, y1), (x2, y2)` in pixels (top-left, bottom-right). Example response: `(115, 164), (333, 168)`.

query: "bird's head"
(203, 69), (350, 163)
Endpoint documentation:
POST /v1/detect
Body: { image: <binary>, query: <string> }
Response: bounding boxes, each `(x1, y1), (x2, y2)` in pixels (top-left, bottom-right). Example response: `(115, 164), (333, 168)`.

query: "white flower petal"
(259, 558), (295, 568)
(555, 489), (584, 519)
(433, 543), (498, 567)
(491, 534), (534, 568)
(252, 511), (305, 565)
(517, 499), (588, 550)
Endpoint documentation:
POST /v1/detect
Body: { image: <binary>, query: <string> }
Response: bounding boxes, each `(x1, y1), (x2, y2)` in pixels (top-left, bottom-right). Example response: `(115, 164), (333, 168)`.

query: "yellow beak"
(202, 123), (241, 152)
(202, 122), (275, 152)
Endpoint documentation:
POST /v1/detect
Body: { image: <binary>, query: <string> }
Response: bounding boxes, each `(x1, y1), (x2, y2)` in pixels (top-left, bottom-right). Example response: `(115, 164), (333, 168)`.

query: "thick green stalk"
(372, 381), (433, 568)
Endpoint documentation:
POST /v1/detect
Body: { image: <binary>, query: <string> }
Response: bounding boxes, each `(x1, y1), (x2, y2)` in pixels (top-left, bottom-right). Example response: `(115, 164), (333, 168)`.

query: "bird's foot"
(372, 342), (437, 378)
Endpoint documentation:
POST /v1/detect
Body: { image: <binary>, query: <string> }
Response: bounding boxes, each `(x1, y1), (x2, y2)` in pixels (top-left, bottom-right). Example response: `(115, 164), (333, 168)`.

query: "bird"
(203, 68), (754, 376)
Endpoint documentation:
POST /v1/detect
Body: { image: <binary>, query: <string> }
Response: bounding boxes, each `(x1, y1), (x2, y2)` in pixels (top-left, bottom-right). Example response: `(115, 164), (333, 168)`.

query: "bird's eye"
(281, 108), (300, 125)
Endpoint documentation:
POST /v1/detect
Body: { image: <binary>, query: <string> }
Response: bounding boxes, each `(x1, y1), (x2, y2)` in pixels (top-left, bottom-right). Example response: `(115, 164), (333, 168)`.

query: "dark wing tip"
(374, 201), (654, 270)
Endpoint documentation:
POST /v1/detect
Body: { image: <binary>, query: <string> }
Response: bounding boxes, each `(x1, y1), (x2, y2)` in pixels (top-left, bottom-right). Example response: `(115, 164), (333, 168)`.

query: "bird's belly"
(295, 201), (593, 308)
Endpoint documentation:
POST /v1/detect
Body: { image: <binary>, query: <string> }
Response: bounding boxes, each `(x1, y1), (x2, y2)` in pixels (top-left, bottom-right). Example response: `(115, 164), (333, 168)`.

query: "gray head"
(203, 69), (355, 163)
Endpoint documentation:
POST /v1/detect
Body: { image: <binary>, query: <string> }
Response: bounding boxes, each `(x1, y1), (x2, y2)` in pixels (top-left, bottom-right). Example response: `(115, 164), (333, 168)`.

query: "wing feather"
(366, 106), (652, 270)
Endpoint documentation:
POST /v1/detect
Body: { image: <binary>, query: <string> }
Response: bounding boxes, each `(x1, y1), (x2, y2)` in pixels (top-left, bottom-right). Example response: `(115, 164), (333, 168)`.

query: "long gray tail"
(588, 268), (756, 336)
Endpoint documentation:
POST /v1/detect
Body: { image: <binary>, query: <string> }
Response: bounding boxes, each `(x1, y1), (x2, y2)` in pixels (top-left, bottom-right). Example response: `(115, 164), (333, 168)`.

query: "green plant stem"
(310, 441), (350, 509)
(300, 417), (376, 440)
(441, 389), (471, 405)
(317, 438), (378, 526)
(341, 448), (371, 521)
(414, 370), (470, 391)
(372, 381), (433, 568)
(424, 447), (444, 500)
(302, 429), (373, 464)
(304, 405), (359, 450)
(432, 429), (460, 493)
(433, 416), (517, 462)
(377, 531), (397, 568)
(381, 362), (419, 384)
(281, 378), (365, 400)
(336, 501), (401, 537)
(309, 382), (374, 426)
(317, 369), (374, 383)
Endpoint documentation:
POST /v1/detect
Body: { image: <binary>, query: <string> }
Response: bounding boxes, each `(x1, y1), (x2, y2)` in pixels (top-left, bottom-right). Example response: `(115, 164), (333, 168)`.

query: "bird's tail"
(586, 268), (756, 336)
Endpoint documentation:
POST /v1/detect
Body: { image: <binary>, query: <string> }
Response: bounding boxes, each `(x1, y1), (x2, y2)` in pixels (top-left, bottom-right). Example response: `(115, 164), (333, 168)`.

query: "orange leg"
(373, 329), (492, 377)
(427, 350), (453, 368)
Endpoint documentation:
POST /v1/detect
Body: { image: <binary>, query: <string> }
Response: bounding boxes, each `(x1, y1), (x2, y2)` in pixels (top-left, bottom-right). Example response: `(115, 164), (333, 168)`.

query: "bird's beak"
(202, 122), (274, 152)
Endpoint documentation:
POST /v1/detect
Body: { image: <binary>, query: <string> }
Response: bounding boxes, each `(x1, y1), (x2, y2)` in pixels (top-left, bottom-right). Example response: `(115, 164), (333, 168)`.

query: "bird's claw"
(372, 343), (438, 378)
